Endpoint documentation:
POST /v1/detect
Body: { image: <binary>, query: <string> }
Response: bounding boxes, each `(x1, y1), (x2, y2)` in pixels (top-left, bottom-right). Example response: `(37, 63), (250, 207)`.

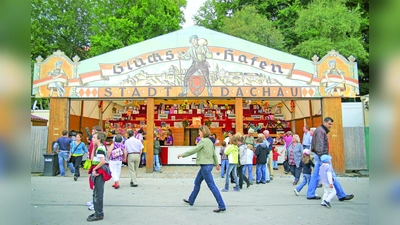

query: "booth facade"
(32, 26), (359, 174)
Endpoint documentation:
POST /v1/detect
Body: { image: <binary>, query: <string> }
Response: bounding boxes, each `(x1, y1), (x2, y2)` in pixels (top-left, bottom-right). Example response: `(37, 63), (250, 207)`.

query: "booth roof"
(31, 114), (48, 121)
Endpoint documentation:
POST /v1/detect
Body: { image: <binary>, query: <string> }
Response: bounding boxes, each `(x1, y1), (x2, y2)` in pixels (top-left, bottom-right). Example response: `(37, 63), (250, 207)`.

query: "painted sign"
(32, 27), (359, 98)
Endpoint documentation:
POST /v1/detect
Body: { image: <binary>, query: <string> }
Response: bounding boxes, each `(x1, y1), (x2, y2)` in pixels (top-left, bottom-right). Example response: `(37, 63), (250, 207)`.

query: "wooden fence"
(31, 126), (48, 173)
(343, 127), (368, 170)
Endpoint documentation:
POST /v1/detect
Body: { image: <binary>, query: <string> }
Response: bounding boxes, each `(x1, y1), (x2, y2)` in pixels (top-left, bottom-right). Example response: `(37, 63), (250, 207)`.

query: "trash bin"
(43, 153), (59, 176)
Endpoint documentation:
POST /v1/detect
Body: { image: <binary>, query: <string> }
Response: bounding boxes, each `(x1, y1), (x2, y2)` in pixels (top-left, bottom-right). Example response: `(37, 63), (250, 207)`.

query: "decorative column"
(146, 98), (155, 173)
(235, 98), (243, 134)
(47, 98), (69, 153)
(322, 97), (345, 174)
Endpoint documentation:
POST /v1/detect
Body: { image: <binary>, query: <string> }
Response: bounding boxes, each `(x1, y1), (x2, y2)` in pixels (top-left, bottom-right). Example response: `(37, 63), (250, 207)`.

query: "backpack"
(111, 147), (123, 159)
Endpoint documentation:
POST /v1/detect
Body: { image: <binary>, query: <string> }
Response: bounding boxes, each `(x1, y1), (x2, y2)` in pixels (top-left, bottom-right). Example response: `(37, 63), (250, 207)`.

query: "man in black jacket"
(306, 117), (354, 202)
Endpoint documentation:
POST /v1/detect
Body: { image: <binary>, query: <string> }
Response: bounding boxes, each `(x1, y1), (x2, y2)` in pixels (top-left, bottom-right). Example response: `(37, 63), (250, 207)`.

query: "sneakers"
(88, 204), (94, 211)
(87, 213), (104, 222)
(86, 201), (93, 206)
(220, 188), (229, 192)
(294, 189), (299, 196)
(73, 176), (77, 181)
(324, 200), (331, 208)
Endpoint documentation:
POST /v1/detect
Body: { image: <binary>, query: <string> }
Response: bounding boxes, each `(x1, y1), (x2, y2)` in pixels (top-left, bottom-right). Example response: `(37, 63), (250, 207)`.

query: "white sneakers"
(86, 201), (94, 210)
(294, 189), (299, 196)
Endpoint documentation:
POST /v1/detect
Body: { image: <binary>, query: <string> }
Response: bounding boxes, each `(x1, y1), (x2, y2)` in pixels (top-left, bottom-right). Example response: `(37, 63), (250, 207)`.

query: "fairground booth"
(32, 26), (359, 174)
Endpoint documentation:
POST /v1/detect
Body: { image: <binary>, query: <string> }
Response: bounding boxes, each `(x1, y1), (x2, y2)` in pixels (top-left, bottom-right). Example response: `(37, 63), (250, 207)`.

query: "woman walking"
(177, 126), (226, 213)
(285, 134), (303, 185)
(107, 134), (126, 189)
(69, 133), (88, 181)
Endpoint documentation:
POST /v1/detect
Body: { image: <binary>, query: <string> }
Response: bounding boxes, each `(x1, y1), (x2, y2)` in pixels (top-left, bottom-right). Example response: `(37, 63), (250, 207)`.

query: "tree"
(31, 0), (93, 109)
(292, 0), (368, 78)
(192, 0), (222, 30)
(31, 0), (93, 61)
(88, 0), (186, 57)
(193, 0), (308, 51)
(220, 6), (285, 50)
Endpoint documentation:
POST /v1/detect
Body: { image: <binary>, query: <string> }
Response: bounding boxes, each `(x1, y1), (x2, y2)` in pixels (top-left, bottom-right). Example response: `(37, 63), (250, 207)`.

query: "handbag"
(83, 159), (92, 170)
(68, 142), (83, 163)
(282, 159), (290, 173)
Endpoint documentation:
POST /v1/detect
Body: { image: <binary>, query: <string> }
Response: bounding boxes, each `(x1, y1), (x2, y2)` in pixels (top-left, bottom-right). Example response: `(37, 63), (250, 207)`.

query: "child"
(294, 149), (314, 196)
(219, 141), (229, 178)
(87, 132), (111, 221)
(319, 154), (336, 208)
(243, 144), (254, 184)
(221, 136), (240, 192)
(237, 137), (251, 189)
(272, 148), (284, 170)
(255, 137), (268, 184)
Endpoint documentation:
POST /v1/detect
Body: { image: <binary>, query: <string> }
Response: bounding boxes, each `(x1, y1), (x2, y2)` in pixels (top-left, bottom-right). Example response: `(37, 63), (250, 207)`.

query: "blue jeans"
(264, 156), (270, 181)
(187, 164), (226, 209)
(225, 164), (239, 190)
(58, 151), (75, 176)
(296, 174), (311, 192)
(242, 164), (253, 182)
(273, 160), (278, 169)
(306, 153), (347, 199)
(256, 164), (266, 183)
(220, 159), (229, 177)
(153, 155), (161, 172)
(141, 152), (146, 165)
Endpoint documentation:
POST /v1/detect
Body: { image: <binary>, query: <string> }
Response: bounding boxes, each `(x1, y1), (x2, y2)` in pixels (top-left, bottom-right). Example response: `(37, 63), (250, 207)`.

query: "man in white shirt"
(302, 126), (312, 149)
(124, 130), (144, 187)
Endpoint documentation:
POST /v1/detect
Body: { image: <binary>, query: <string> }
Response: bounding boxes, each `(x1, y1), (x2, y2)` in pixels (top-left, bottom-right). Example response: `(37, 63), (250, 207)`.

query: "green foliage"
(31, 98), (50, 110)
(293, 0), (368, 77)
(88, 0), (186, 57)
(220, 6), (285, 50)
(31, 0), (93, 60)
(193, 0), (222, 30)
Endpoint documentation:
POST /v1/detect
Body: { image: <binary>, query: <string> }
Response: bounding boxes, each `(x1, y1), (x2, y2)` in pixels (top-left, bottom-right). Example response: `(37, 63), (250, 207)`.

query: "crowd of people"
(53, 116), (354, 221)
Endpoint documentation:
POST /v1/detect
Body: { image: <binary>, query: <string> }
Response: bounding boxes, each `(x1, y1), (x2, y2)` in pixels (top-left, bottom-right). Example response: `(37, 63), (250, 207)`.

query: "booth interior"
(68, 98), (322, 165)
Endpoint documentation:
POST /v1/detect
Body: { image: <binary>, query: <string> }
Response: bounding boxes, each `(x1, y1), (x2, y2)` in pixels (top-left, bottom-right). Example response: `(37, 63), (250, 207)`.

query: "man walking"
(124, 130), (144, 187)
(306, 117), (354, 201)
(55, 130), (75, 176)
(302, 126), (312, 149)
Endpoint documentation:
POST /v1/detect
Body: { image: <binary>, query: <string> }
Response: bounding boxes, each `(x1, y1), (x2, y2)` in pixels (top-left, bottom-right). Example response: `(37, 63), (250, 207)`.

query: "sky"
(182, 0), (207, 28)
